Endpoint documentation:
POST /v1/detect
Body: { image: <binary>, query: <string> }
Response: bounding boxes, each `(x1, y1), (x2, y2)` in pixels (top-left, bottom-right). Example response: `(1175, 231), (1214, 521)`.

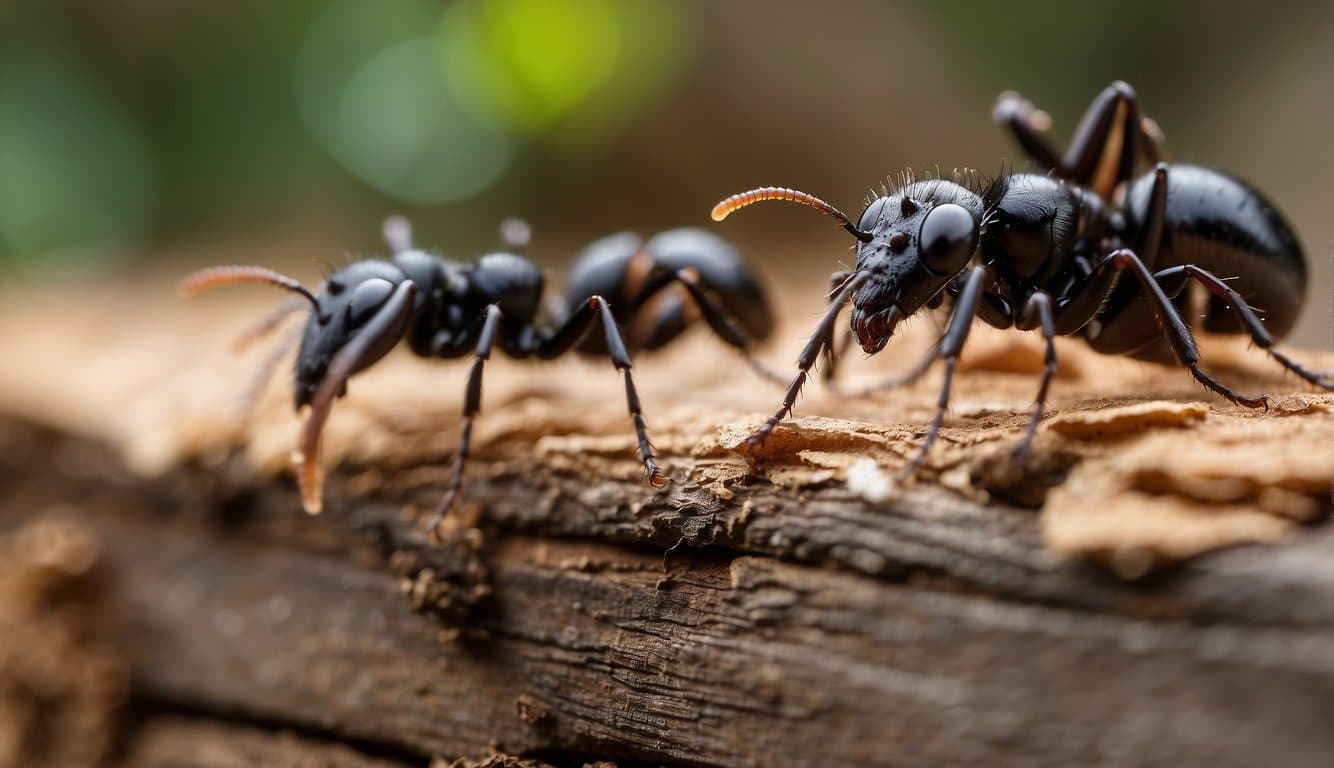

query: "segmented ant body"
(713, 82), (1330, 476)
(180, 219), (775, 530)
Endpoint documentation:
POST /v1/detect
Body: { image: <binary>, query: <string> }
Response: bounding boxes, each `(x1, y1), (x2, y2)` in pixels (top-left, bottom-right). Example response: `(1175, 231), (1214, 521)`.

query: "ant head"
(848, 180), (981, 353)
(294, 260), (415, 409)
(179, 259), (418, 514)
(711, 181), (981, 355)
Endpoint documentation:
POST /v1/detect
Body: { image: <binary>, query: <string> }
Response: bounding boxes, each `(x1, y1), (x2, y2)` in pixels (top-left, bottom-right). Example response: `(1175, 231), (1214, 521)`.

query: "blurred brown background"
(2, 0), (1331, 348)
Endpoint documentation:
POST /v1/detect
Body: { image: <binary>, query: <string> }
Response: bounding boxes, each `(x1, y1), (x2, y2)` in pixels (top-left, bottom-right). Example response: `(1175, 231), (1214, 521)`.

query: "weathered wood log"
(0, 278), (1332, 766)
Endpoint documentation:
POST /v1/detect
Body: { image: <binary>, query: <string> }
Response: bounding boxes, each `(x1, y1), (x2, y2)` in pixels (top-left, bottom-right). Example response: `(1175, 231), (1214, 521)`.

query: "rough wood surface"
(1, 276), (1332, 766)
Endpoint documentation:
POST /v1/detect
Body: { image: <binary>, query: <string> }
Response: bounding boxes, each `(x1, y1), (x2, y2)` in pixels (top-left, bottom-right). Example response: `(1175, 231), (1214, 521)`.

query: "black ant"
(180, 218), (776, 532)
(712, 81), (1330, 477)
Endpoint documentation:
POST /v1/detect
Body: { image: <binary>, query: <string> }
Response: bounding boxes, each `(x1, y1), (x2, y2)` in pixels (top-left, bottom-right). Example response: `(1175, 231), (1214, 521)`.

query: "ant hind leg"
(1153, 264), (1333, 390)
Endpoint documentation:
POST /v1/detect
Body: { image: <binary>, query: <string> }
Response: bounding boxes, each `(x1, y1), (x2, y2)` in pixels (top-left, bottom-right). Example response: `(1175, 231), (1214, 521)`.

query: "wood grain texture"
(92, 510), (1334, 768)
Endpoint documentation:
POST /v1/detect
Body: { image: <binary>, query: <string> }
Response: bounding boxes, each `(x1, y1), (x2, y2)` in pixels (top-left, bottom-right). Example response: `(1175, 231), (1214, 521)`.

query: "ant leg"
(539, 296), (667, 488)
(1153, 264), (1333, 389)
(631, 268), (786, 385)
(230, 295), (306, 354)
(994, 90), (1062, 170)
(844, 339), (940, 398)
(822, 327), (855, 386)
(1103, 165), (1265, 407)
(999, 82), (1164, 199)
(746, 273), (869, 450)
(235, 326), (302, 423)
(1107, 250), (1269, 408)
(1012, 292), (1057, 458)
(1138, 114), (1167, 166)
(426, 305), (502, 536)
(899, 266), (989, 479)
(1061, 81), (1150, 199)
(821, 270), (854, 384)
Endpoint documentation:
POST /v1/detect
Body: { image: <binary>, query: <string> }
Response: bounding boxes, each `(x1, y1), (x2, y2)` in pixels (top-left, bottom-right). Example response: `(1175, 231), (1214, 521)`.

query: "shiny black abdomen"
(1088, 164), (1306, 360)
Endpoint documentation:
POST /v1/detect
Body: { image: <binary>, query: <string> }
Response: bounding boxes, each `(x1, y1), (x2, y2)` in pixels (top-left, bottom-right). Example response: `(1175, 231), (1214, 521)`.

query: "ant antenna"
(178, 265), (322, 313)
(383, 215), (414, 254)
(499, 217), (531, 251)
(711, 186), (873, 243)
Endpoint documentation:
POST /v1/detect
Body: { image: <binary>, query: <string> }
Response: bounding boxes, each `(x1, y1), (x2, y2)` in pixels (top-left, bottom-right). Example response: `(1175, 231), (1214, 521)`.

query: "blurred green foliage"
(441, 0), (685, 141)
(1, 0), (688, 270)
(0, 46), (156, 268)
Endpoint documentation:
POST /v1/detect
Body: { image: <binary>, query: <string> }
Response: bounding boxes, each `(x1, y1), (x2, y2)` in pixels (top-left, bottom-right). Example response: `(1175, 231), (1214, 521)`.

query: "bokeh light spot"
(440, 0), (688, 143)
(294, 0), (514, 204)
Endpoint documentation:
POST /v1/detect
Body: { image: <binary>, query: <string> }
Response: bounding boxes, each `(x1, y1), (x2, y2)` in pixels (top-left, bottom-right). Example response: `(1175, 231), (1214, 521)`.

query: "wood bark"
(1, 280), (1332, 767)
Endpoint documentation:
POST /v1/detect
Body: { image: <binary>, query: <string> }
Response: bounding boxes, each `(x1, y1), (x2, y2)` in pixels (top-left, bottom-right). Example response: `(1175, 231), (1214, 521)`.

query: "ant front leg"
(899, 265), (989, 479)
(994, 90), (1062, 171)
(426, 305), (501, 536)
(539, 296), (667, 488)
(1152, 264), (1333, 390)
(746, 273), (869, 451)
(843, 340), (940, 398)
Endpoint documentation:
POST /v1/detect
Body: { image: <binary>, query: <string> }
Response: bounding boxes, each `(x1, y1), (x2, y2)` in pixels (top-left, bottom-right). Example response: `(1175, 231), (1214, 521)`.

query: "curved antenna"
(383, 215), (414, 254)
(178, 265), (322, 312)
(711, 186), (873, 243)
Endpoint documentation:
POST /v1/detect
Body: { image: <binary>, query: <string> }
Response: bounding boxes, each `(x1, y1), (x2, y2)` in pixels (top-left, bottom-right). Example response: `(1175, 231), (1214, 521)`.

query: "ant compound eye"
(857, 198), (891, 232)
(918, 203), (977, 275)
(346, 278), (396, 325)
